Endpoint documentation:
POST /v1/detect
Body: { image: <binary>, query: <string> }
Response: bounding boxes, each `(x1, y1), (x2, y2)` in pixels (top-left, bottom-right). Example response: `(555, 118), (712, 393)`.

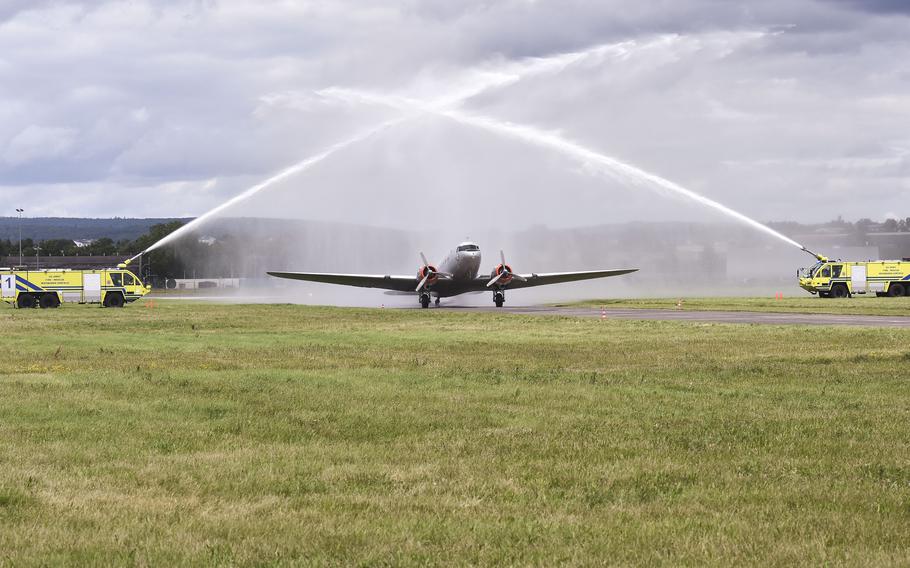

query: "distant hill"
(0, 217), (191, 242)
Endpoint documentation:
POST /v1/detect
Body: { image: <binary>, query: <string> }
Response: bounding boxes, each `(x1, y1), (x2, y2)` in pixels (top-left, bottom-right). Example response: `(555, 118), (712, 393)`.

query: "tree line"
(0, 236), (130, 258)
(769, 216), (910, 233)
(0, 221), (185, 256)
(0, 221), (191, 283)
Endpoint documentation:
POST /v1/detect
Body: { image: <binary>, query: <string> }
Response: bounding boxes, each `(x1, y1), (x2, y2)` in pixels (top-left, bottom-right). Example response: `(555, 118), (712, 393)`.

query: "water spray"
(129, 42), (625, 261)
(131, 32), (784, 263)
(320, 86), (810, 253)
(127, 117), (407, 263)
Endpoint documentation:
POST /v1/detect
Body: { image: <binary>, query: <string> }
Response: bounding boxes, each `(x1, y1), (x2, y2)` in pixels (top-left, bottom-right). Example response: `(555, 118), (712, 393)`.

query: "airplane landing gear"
(493, 290), (505, 308)
(434, 297), (440, 307)
(419, 292), (431, 309)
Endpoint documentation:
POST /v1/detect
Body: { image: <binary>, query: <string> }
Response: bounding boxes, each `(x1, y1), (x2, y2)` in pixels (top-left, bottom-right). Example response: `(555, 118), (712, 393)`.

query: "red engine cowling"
(417, 265), (439, 286)
(491, 264), (513, 286)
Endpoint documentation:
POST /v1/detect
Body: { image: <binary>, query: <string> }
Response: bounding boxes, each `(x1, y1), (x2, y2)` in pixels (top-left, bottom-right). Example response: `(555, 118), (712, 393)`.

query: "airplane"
(267, 242), (637, 308)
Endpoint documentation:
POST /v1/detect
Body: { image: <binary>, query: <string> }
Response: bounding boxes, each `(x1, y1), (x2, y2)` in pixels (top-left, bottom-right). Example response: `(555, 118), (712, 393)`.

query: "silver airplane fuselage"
(437, 242), (483, 285)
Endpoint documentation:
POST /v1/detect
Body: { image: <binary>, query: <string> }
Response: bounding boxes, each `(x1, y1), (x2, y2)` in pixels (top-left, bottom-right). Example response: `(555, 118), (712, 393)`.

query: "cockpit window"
(457, 244), (480, 252)
(110, 273), (123, 287)
(124, 274), (135, 286)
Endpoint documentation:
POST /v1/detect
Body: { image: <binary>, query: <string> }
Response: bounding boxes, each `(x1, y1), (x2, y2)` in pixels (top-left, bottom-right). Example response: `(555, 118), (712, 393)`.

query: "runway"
(152, 294), (910, 327)
(438, 305), (910, 328)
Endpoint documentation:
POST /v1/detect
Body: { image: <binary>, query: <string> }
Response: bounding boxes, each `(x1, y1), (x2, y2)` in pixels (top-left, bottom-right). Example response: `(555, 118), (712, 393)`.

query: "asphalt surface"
(437, 305), (910, 328)
(154, 294), (910, 328)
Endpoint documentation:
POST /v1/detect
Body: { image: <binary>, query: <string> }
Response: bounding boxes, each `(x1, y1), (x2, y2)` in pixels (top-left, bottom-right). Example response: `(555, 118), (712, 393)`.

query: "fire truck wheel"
(831, 284), (849, 299)
(888, 283), (906, 297)
(103, 292), (125, 308)
(17, 294), (37, 309)
(38, 294), (60, 309)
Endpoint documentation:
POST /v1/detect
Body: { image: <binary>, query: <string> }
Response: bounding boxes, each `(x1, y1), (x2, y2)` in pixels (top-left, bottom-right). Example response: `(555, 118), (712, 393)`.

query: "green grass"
(567, 296), (910, 317)
(2, 301), (910, 565)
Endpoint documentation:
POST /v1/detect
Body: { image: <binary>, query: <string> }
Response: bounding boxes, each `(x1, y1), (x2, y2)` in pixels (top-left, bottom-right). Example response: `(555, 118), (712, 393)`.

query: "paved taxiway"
(438, 306), (910, 328)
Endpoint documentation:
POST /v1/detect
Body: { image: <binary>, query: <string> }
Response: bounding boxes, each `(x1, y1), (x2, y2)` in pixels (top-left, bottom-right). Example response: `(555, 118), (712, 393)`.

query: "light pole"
(15, 208), (24, 266)
(35, 242), (41, 270)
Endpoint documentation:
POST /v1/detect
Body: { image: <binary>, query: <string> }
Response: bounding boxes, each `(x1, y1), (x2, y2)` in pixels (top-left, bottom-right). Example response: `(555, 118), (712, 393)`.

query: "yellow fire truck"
(798, 256), (910, 298)
(1, 263), (151, 308)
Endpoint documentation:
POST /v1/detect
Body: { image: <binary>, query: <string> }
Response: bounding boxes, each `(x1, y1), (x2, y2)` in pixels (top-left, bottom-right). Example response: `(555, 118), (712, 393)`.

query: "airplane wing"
(267, 268), (638, 295)
(470, 268), (638, 291)
(266, 271), (418, 292)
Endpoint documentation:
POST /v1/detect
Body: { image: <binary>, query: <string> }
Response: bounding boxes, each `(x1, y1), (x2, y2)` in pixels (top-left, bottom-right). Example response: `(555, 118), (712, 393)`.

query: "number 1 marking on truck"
(2, 275), (14, 297)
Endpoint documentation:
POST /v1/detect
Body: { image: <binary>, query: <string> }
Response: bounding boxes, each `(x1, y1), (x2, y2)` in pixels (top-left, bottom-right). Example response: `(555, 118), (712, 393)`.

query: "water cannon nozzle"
(801, 247), (828, 263)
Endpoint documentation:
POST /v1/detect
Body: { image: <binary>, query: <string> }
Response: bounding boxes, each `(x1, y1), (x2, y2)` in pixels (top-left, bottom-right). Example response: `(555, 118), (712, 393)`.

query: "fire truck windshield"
(798, 262), (824, 279)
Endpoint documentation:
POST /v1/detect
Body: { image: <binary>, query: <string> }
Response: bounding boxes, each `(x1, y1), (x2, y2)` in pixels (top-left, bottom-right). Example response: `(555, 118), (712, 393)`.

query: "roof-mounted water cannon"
(116, 251), (147, 271)
(801, 246), (828, 263)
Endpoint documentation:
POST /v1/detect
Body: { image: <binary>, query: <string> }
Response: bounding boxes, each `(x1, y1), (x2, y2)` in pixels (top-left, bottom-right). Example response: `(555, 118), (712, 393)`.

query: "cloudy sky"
(1, 0), (908, 230)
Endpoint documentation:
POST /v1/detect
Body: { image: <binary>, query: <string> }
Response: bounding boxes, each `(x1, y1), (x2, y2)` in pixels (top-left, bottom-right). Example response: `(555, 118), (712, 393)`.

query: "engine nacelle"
(491, 264), (513, 286)
(417, 265), (439, 287)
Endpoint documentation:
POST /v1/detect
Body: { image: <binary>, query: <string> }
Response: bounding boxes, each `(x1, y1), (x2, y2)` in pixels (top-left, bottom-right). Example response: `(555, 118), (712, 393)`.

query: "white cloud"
(3, 125), (77, 166)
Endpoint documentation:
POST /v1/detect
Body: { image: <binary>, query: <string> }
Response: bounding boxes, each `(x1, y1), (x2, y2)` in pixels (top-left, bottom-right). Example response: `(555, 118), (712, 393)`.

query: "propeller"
(486, 250), (527, 287)
(416, 252), (451, 291)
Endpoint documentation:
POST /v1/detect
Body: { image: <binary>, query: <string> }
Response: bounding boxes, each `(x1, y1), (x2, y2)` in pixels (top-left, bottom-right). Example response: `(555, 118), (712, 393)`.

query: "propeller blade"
(420, 252), (430, 267)
(500, 250), (507, 266)
(416, 273), (430, 292)
(486, 272), (505, 287)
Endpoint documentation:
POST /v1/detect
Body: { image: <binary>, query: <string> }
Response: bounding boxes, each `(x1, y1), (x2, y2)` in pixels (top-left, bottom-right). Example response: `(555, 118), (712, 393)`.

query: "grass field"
(2, 301), (910, 565)
(569, 296), (910, 317)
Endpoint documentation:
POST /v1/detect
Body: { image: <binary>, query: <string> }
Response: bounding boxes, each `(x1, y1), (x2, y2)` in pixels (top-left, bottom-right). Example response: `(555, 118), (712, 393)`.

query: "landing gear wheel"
(39, 294), (60, 309)
(888, 283), (906, 297)
(17, 294), (37, 309)
(434, 297), (440, 307)
(419, 293), (431, 309)
(104, 293), (125, 308)
(831, 284), (849, 299)
(493, 290), (505, 308)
